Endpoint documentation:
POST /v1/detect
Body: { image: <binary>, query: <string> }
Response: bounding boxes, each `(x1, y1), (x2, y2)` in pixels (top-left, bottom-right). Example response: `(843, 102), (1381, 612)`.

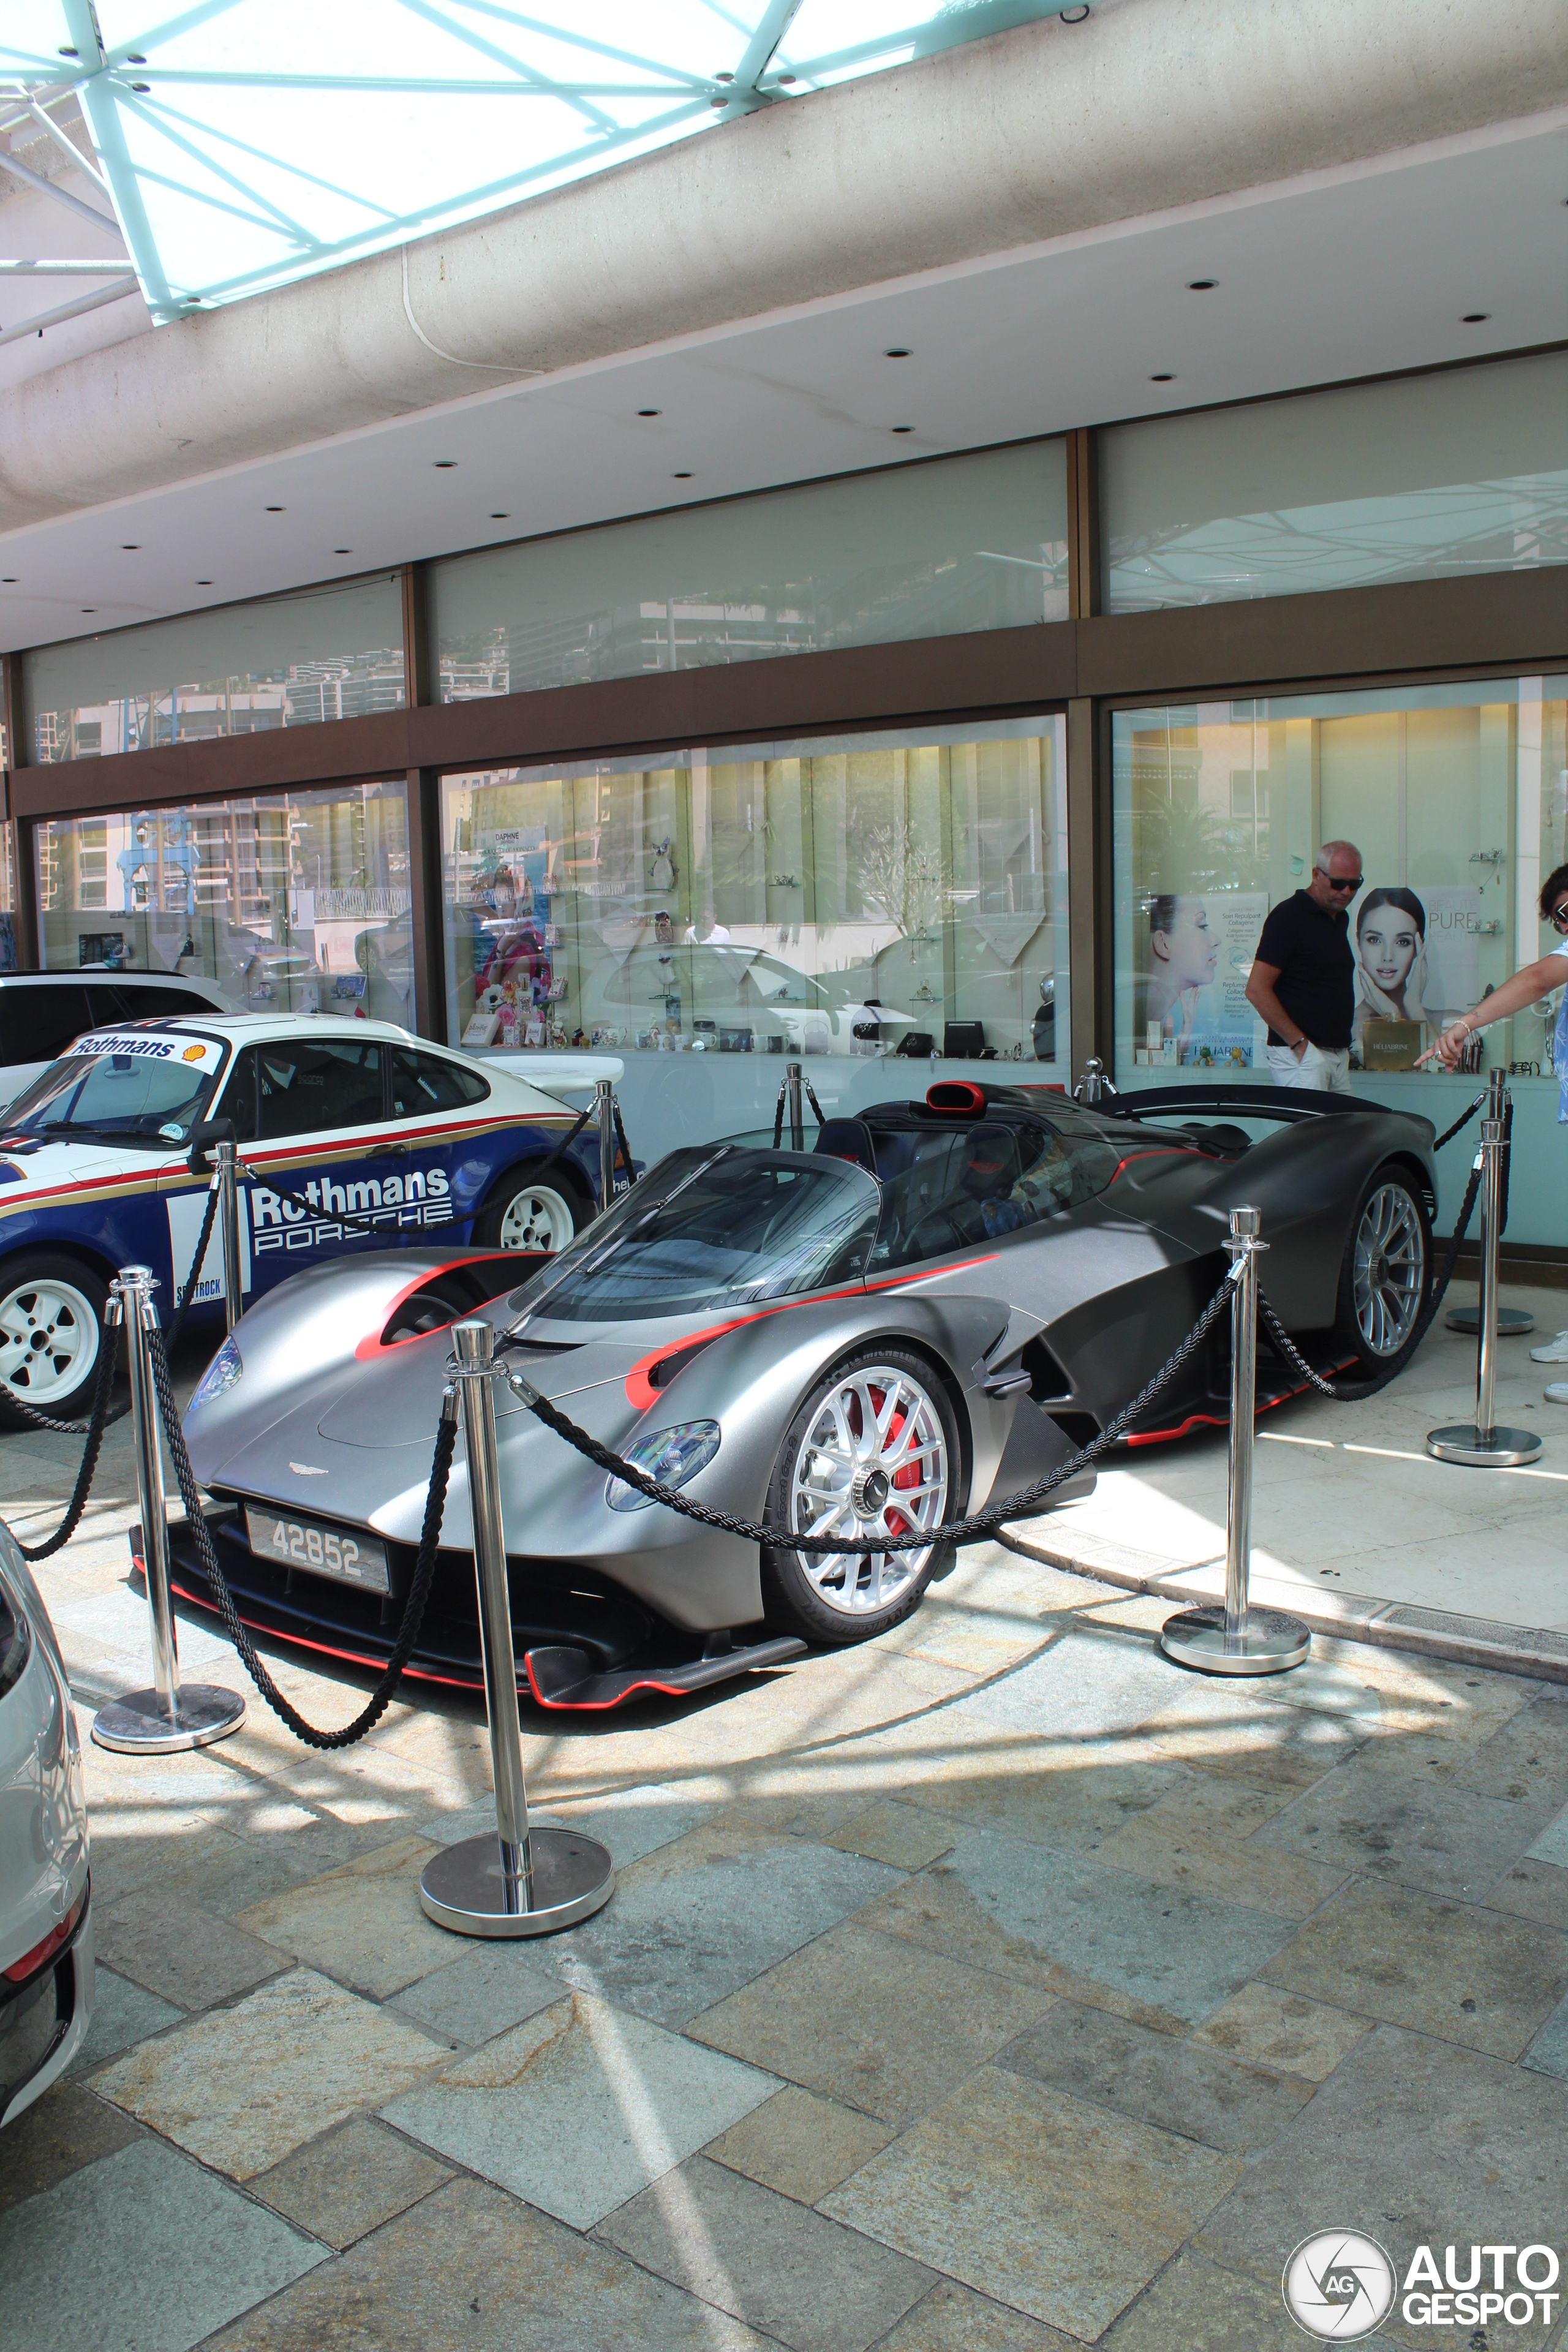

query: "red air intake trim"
(926, 1080), (987, 1115)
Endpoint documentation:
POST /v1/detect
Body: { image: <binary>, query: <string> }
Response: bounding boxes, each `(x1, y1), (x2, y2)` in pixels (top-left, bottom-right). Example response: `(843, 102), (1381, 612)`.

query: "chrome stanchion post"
(1428, 1073), (1542, 1467)
(1160, 1210), (1311, 1677)
(786, 1059), (805, 1152)
(419, 1320), (614, 1937)
(1444, 1068), (1533, 1337)
(92, 1267), (247, 1754)
(216, 1139), (243, 1336)
(595, 1078), (616, 1215)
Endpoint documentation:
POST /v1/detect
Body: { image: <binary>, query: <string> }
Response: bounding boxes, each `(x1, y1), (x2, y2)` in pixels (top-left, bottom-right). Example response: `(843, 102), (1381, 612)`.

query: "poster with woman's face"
(1349, 883), (1479, 1038)
(1136, 891), (1266, 1066)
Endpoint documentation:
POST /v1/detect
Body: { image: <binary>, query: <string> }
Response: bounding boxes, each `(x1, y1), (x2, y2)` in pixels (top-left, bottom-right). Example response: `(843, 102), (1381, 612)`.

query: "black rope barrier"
(1257, 1154), (1483, 1404)
(148, 1324), (460, 1749)
(13, 1324), (123, 1563)
(1431, 1090), (1488, 1153)
(508, 1272), (1237, 1554)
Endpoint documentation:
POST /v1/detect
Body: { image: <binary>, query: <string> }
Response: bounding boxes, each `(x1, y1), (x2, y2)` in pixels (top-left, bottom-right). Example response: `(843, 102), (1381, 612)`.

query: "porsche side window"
(390, 1048), (489, 1116)
(220, 1041), (385, 1142)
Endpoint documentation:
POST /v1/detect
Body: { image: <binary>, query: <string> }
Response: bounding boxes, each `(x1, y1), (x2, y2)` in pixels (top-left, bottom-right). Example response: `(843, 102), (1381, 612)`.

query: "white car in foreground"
(0, 1521), (92, 2123)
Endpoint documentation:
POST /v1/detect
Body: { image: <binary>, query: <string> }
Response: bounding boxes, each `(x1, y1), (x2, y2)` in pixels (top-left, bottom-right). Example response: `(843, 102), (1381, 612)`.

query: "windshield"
(508, 1145), (880, 1324)
(1, 1032), (225, 1145)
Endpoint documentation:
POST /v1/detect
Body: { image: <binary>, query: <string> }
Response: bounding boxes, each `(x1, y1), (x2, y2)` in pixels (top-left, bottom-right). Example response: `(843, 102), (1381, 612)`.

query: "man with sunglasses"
(1421, 861), (1568, 1403)
(1246, 840), (1365, 1092)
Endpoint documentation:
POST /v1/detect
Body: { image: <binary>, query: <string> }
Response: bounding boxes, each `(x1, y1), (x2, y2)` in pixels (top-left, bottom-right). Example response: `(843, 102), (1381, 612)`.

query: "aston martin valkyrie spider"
(165, 1079), (1438, 1709)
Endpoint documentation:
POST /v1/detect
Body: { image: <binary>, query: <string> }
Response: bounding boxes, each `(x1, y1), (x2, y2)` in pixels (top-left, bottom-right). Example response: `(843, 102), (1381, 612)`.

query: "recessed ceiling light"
(714, 71), (734, 82)
(638, 407), (662, 417)
(891, 425), (913, 434)
(1, 577), (15, 584)
(126, 54), (147, 64)
(434, 459), (457, 468)
(1150, 372), (1174, 382)
(58, 45), (77, 56)
(1461, 311), (1490, 323)
(673, 470), (693, 479)
(775, 72), (797, 83)
(265, 504), (284, 512)
(121, 543), (140, 550)
(129, 83), (151, 92)
(196, 578), (213, 586)
(81, 607), (96, 614)
(333, 547), (351, 554)
(709, 95), (728, 108)
(1188, 278), (1216, 290)
(884, 347), (911, 358)
(1061, 6), (1090, 20)
(489, 511), (509, 520)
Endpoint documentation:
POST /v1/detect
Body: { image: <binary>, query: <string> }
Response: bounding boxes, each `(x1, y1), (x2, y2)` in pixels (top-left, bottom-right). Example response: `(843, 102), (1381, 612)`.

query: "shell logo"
(183, 1043), (206, 1062)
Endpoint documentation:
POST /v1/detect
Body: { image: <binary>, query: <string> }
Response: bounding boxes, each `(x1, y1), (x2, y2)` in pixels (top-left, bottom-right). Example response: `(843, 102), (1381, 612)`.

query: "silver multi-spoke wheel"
(0, 1272), (100, 1409)
(1352, 1182), (1425, 1357)
(496, 1180), (576, 1254)
(786, 1364), (949, 1616)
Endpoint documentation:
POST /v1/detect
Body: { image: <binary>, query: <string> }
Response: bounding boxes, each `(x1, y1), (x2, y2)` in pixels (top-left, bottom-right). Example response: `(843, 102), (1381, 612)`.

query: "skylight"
(2, 1), (1071, 322)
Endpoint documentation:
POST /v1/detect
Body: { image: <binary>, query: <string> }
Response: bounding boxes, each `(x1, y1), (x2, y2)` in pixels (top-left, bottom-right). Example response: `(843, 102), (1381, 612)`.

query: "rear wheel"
(760, 1349), (962, 1646)
(474, 1164), (586, 1254)
(0, 1256), (107, 1425)
(1335, 1166), (1430, 1375)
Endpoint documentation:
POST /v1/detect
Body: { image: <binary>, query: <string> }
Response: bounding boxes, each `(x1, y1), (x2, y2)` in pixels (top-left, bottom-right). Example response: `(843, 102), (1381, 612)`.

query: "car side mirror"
(186, 1115), (236, 1173)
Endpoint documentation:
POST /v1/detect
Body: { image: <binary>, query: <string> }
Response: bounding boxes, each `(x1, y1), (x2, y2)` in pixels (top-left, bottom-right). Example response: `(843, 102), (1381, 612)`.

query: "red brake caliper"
(880, 1393), (921, 1535)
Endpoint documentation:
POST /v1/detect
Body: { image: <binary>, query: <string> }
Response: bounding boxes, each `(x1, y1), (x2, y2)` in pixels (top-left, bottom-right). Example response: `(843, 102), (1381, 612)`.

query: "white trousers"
(1265, 1042), (1353, 1093)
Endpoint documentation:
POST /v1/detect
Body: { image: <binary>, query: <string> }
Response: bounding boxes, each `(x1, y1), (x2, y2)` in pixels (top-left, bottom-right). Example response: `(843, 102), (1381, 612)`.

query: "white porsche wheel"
(0, 1264), (104, 1417)
(484, 1174), (580, 1254)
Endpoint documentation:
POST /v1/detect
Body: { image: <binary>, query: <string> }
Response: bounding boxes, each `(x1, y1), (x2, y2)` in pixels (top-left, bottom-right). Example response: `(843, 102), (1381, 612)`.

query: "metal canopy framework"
(1, 0), (1071, 324)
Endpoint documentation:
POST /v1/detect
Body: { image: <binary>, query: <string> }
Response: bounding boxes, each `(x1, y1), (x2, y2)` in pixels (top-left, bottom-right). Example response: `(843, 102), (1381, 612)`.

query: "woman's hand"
(1416, 1019), (1471, 1070)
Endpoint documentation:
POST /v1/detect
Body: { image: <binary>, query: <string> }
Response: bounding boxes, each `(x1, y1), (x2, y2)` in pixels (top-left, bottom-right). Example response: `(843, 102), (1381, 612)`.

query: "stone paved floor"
(4, 1335), (1568, 2346)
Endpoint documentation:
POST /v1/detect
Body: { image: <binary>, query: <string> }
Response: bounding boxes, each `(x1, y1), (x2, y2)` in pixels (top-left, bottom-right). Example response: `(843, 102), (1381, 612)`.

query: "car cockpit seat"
(957, 1123), (1022, 1200)
(813, 1117), (879, 1177)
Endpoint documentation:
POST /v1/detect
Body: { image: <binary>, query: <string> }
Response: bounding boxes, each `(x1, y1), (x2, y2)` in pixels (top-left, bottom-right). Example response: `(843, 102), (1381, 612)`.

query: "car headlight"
(605, 1420), (721, 1513)
(190, 1335), (243, 1412)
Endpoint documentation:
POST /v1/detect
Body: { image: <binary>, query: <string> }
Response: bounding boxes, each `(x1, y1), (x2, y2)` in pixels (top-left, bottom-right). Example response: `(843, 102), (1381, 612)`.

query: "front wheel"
(474, 1164), (585, 1254)
(0, 1255), (108, 1425)
(760, 1349), (962, 1646)
(1335, 1165), (1431, 1376)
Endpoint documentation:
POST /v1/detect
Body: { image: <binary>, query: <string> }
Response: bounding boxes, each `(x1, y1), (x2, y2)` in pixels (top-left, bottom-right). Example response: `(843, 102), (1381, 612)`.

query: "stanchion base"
(1159, 1606), (1311, 1677)
(1444, 1305), (1535, 1336)
(91, 1684), (247, 1754)
(1426, 1422), (1544, 1467)
(420, 1828), (614, 1939)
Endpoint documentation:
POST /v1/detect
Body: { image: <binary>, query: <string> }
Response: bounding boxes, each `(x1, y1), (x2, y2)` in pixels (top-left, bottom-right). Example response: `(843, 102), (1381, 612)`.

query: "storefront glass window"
(1102, 353), (1567, 611)
(1111, 677), (1568, 1243)
(432, 443), (1068, 701)
(442, 718), (1068, 1163)
(22, 573), (405, 764)
(34, 782), (413, 1025)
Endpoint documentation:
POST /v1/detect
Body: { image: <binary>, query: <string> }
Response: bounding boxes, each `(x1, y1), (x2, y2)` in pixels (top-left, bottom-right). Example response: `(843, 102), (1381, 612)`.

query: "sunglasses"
(1319, 872), (1363, 893)
(1552, 900), (1568, 932)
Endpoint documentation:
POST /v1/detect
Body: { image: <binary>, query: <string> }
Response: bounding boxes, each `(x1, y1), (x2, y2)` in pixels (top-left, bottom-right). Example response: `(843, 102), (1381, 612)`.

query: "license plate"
(243, 1506), (389, 1595)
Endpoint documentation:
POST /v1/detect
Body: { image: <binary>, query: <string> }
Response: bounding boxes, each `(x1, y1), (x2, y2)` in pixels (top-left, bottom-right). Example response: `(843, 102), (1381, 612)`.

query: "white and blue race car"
(0, 1012), (617, 1423)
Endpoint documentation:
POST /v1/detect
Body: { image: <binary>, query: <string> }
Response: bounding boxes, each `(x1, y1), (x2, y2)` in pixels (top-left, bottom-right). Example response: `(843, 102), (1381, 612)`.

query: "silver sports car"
(1, 1523), (93, 2122)
(167, 1078), (1438, 1709)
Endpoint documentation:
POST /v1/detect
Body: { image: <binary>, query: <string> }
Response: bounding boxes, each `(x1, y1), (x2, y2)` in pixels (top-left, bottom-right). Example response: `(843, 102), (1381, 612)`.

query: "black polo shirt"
(1254, 890), (1355, 1049)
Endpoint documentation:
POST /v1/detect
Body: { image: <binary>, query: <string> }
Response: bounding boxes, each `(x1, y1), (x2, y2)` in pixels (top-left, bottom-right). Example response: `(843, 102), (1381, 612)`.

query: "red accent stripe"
(524, 1653), (693, 1711)
(1108, 1147), (1193, 1183)
(351, 1253), (534, 1361)
(621, 1253), (1000, 1409)
(1125, 1358), (1359, 1446)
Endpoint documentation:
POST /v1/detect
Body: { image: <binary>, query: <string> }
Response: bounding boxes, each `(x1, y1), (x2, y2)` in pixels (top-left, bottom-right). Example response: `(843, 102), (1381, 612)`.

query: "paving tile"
(955, 1624), (1221, 1741)
(997, 1999), (1314, 2154)
(859, 1825), (1292, 2029)
(67, 1963), (184, 2073)
(390, 1942), (567, 2047)
(1260, 1877), (1568, 2060)
(1189, 1982), (1373, 2082)
(537, 1823), (903, 2029)
(1481, 1856), (1568, 1931)
(1195, 2024), (1568, 2313)
(1529, 1803), (1568, 1869)
(913, 1758), (1189, 1855)
(872, 2277), (1080, 2351)
(0, 2139), (324, 2352)
(1252, 1752), (1555, 1901)
(1452, 1695), (1568, 1806)
(598, 2154), (933, 2352)
(703, 2084), (895, 2204)
(1095, 1796), (1349, 1922)
(821, 2064), (1240, 2339)
(206, 2173), (771, 2350)
(823, 1800), (957, 1871)
(0, 2078), (142, 2213)
(1102, 2248), (1393, 2349)
(690, 1921), (1049, 2126)
(96, 1966), (445, 2179)
(236, 1834), (456, 1999)
(94, 1885), (285, 2011)
(1521, 1991), (1568, 2080)
(382, 1990), (775, 2230)
(417, 1789), (709, 1868)
(252, 2115), (451, 2248)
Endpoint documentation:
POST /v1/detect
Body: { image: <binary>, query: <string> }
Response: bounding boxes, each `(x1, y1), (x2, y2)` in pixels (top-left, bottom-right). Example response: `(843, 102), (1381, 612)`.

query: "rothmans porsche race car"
(166, 1077), (1440, 1710)
(0, 1011), (619, 1423)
